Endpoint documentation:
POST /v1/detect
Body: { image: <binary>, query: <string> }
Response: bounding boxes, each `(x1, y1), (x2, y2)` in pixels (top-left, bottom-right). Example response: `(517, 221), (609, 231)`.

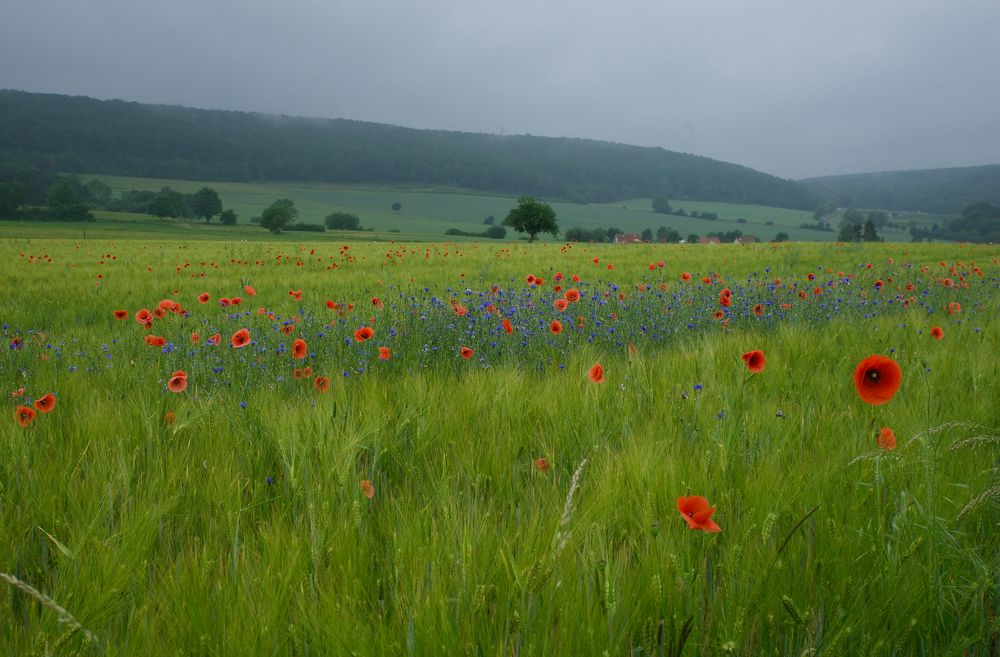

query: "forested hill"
(800, 165), (1000, 214)
(0, 90), (818, 208)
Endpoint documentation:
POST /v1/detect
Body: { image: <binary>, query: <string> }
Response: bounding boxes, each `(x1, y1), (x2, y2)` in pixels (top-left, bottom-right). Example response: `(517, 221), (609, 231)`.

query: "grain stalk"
(0, 571), (97, 645)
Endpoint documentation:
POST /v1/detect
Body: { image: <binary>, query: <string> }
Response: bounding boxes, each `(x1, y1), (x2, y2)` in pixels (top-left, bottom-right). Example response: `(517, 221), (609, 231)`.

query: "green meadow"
(1, 174), (938, 243)
(1, 236), (997, 655)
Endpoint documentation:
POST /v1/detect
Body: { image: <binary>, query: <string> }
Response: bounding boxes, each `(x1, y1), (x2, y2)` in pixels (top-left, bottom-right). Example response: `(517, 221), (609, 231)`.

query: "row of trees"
(910, 201), (1000, 243)
(838, 220), (882, 242)
(144, 186), (237, 224)
(563, 226), (700, 244)
(253, 201), (370, 234)
(445, 226), (507, 239)
(652, 197), (718, 220)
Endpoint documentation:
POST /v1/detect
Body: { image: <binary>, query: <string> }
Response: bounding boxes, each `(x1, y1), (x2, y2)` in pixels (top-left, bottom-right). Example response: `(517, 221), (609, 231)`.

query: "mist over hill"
(0, 90), (819, 209)
(801, 165), (1000, 214)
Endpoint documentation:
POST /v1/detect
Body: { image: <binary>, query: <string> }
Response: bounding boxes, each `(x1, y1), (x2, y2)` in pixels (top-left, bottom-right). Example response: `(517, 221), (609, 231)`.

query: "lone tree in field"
(503, 196), (558, 242)
(219, 209), (238, 225)
(260, 198), (298, 234)
(392, 202), (402, 213)
(192, 187), (223, 223)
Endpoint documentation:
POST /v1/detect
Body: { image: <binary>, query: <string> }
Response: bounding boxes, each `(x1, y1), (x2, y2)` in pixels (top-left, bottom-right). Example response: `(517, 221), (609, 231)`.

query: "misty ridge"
(0, 90), (998, 218)
(0, 90), (816, 209)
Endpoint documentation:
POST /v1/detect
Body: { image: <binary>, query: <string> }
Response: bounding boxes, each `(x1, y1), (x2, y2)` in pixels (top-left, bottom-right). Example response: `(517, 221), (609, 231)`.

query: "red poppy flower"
(34, 393), (57, 414)
(460, 346), (474, 360)
(741, 350), (766, 373)
(853, 355), (903, 405)
(575, 315), (586, 329)
(167, 370), (188, 393)
(752, 304), (765, 317)
(564, 288), (580, 303)
(113, 310), (128, 320)
(525, 274), (536, 285)
(164, 411), (176, 427)
(300, 366), (313, 378)
(719, 295), (732, 307)
(144, 335), (166, 347)
(360, 479), (375, 500)
(549, 320), (563, 335)
(207, 333), (221, 346)
(289, 289), (302, 300)
(877, 427), (897, 451)
(291, 338), (308, 360)
(553, 298), (569, 312)
(135, 309), (153, 327)
(314, 376), (330, 392)
(533, 457), (550, 473)
(681, 272), (691, 281)
(244, 284), (256, 296)
(354, 326), (374, 342)
(15, 405), (36, 427)
(153, 308), (167, 319)
(372, 296), (383, 309)
(230, 297), (242, 306)
(231, 328), (251, 348)
(813, 287), (823, 296)
(501, 318), (513, 335)
(676, 495), (721, 533)
(10, 387), (24, 398)
(198, 293), (210, 304)
(930, 327), (944, 340)
(190, 332), (201, 344)
(10, 337), (23, 350)
(588, 363), (604, 383)
(947, 302), (961, 315)
(378, 346), (391, 360)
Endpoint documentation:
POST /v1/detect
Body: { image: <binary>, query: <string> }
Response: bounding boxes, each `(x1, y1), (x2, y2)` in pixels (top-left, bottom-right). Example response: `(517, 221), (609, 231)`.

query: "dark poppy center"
(687, 511), (694, 517)
(867, 369), (879, 382)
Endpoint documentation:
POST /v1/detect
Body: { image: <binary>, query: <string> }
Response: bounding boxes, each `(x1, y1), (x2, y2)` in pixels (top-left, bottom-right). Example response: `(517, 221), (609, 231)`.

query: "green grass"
(2, 238), (997, 655)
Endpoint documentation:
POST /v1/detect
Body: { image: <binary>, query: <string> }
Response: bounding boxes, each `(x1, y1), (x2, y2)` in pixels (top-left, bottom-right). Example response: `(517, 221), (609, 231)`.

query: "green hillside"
(801, 165), (1000, 214)
(0, 89), (818, 209)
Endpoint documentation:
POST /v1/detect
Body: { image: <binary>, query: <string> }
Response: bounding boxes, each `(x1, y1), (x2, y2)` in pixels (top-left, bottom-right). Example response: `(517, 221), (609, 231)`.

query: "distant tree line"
(563, 226), (689, 243)
(0, 158), (243, 225)
(445, 226), (507, 239)
(652, 198), (718, 220)
(910, 202), (1000, 243)
(705, 229), (754, 243)
(0, 90), (819, 209)
(802, 165), (1000, 215)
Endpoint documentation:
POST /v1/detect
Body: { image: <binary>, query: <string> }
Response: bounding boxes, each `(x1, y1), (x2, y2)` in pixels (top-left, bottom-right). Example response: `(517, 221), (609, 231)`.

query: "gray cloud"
(2, 0), (998, 178)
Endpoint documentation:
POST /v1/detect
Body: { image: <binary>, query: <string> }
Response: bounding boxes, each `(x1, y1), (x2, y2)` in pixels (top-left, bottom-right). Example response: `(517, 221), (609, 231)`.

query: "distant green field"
(21, 174), (936, 243)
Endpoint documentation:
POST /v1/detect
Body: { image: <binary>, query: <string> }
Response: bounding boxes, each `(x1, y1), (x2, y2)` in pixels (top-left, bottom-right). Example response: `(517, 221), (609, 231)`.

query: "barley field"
(2, 237), (998, 656)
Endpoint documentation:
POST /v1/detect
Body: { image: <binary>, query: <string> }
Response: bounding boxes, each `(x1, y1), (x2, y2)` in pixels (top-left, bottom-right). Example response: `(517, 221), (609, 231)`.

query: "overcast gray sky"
(2, 0), (998, 179)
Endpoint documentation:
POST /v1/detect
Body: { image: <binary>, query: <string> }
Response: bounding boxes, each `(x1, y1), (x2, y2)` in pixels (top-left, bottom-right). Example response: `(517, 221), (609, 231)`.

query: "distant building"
(698, 236), (721, 244)
(734, 235), (760, 244)
(615, 233), (642, 244)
